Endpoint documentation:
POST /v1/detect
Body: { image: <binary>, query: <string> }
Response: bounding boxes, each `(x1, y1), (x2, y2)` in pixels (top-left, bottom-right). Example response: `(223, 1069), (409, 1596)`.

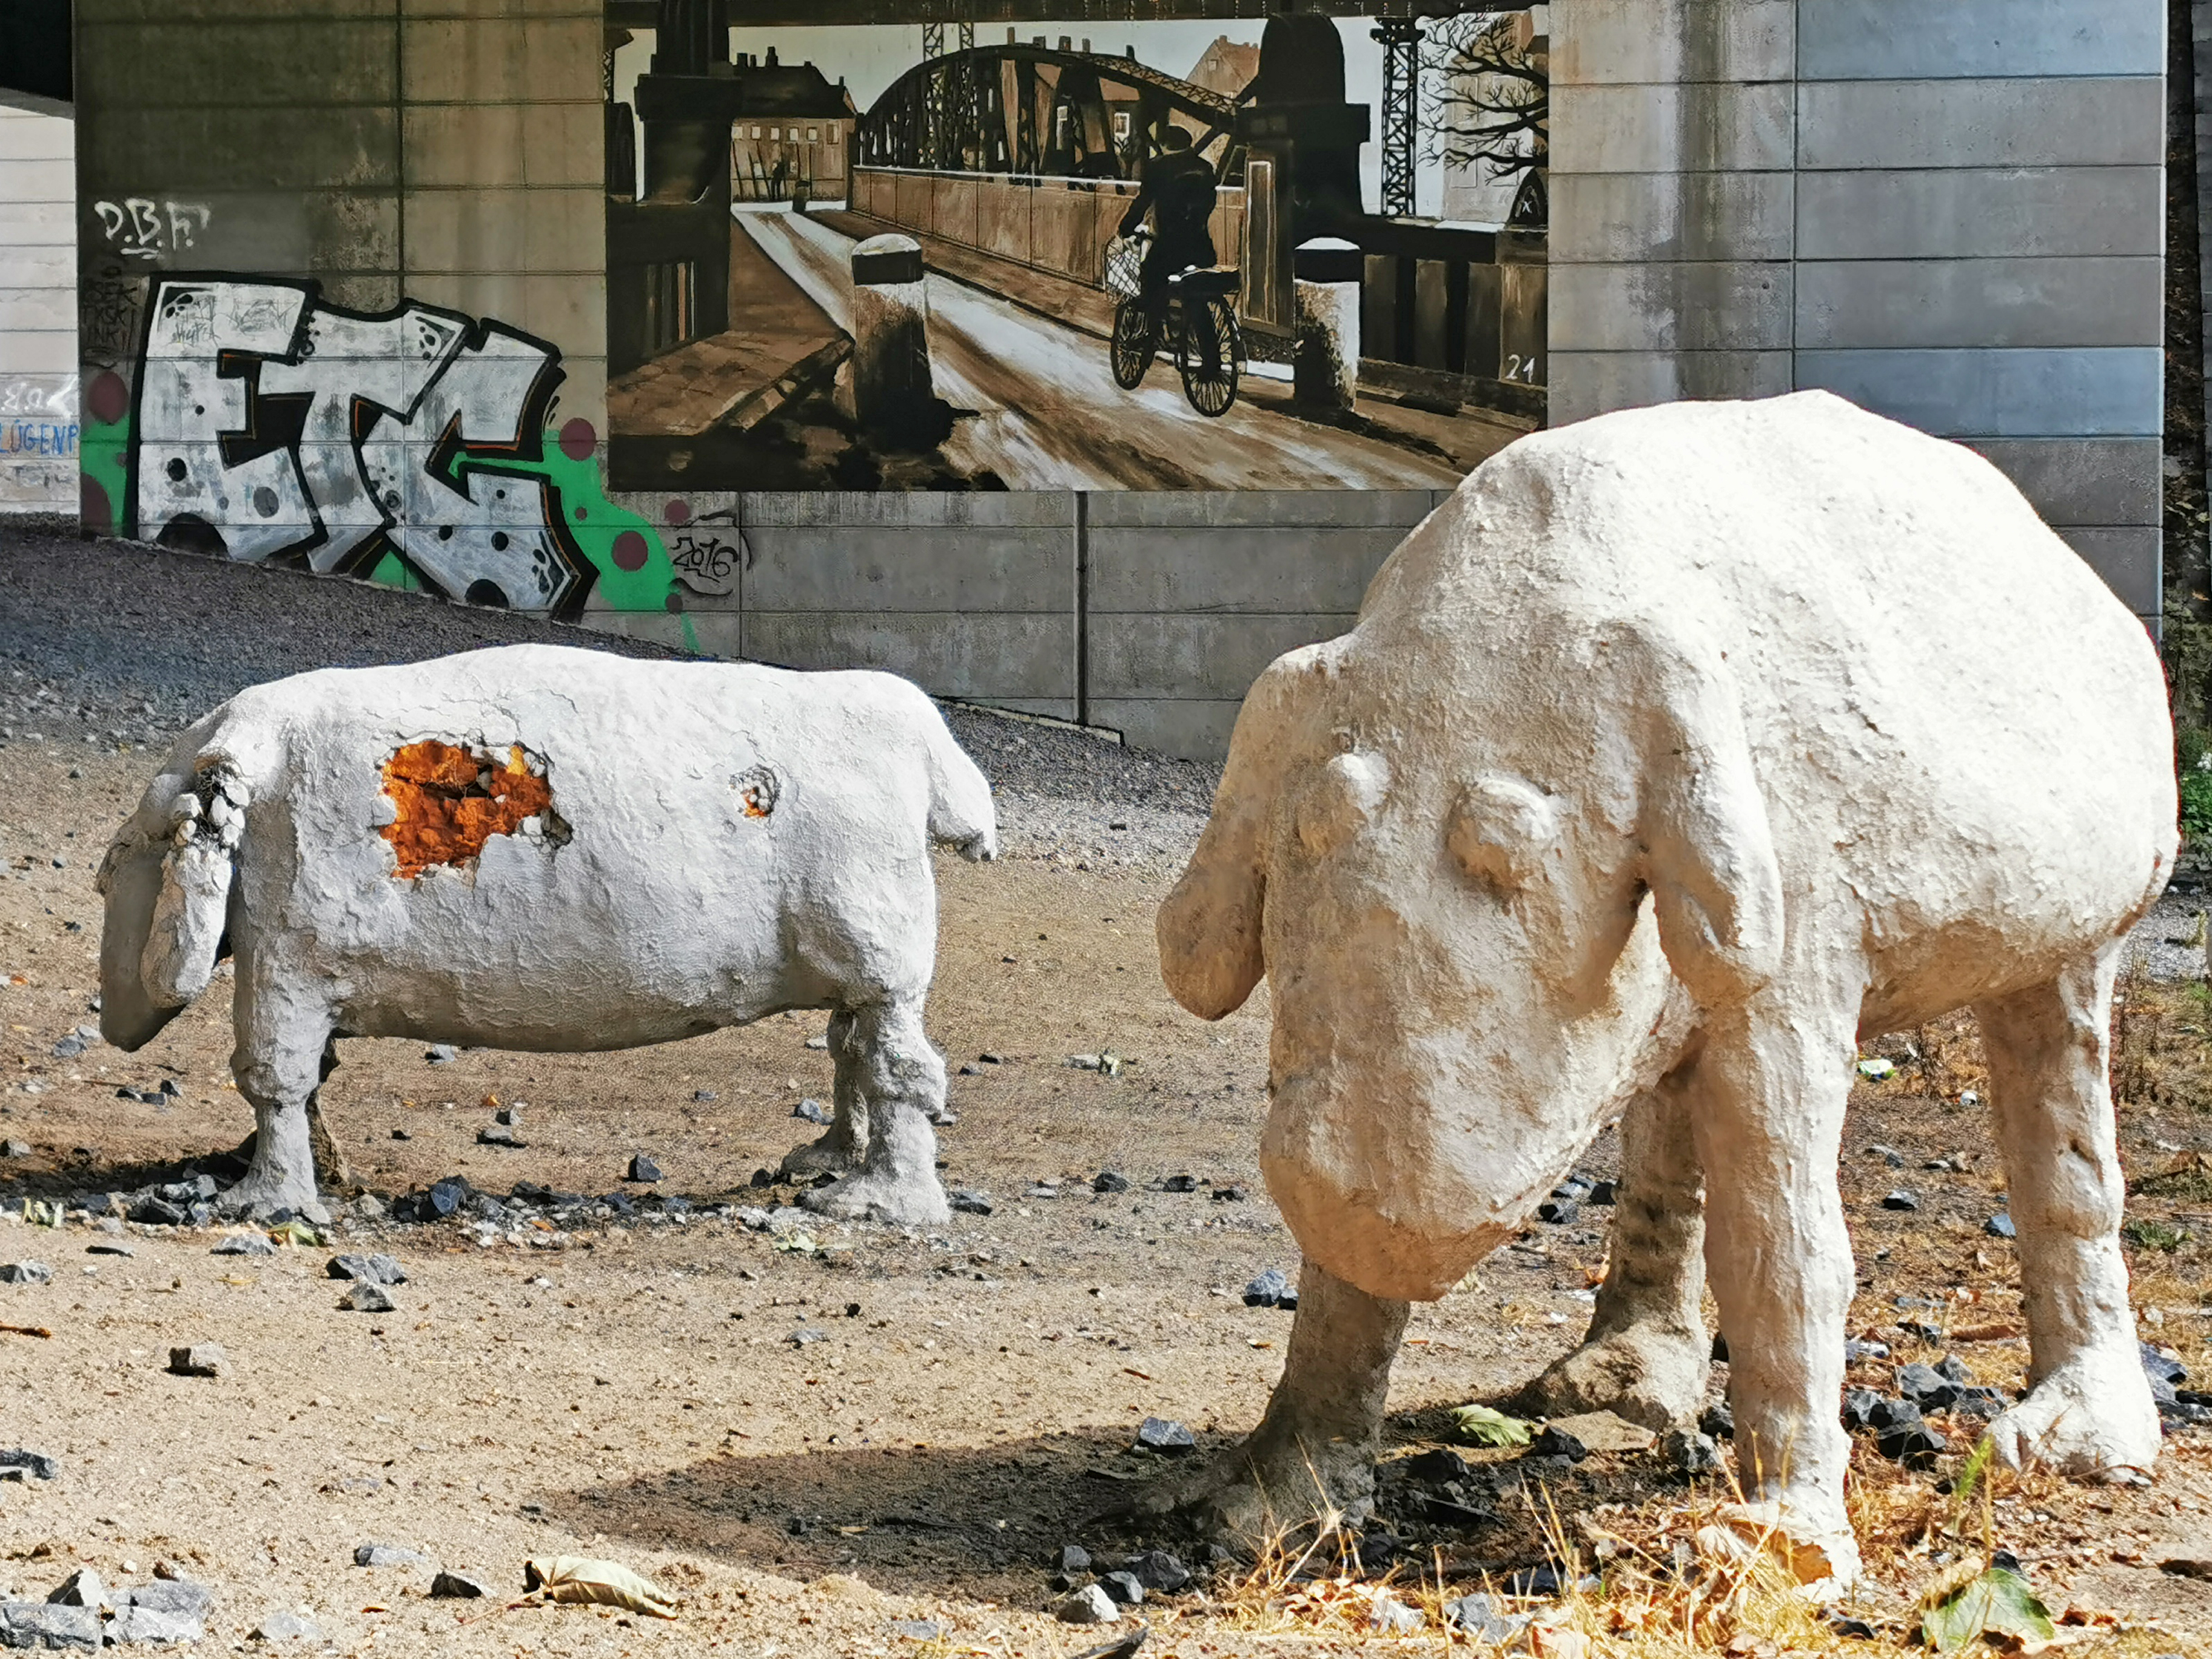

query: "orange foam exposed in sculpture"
(381, 740), (554, 877)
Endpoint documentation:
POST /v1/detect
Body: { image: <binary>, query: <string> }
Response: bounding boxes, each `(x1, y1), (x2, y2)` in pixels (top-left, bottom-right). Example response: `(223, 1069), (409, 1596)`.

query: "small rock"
(1935, 1353), (1976, 1385)
(1370, 1591), (1424, 1634)
(354, 1543), (434, 1570)
(127, 1195), (188, 1227)
(1092, 1171), (1129, 1193)
(0, 1262), (52, 1285)
(1161, 1175), (1197, 1193)
(1443, 1594), (1527, 1643)
(1843, 1338), (1891, 1364)
(340, 1282), (395, 1313)
(1537, 1194), (1580, 1225)
(1869, 1398), (1945, 1464)
(0, 1602), (98, 1648)
(495, 1104), (523, 1125)
(793, 1099), (833, 1126)
(1984, 1213), (2016, 1239)
(1406, 1447), (1470, 1484)
(1054, 1544), (1092, 1574)
(2142, 1342), (2190, 1387)
(1663, 1429), (1721, 1474)
(1210, 1183), (1246, 1202)
(1585, 1178), (1618, 1205)
(429, 1571), (487, 1599)
(805, 1034), (829, 1050)
(252, 1609), (321, 1643)
(1842, 1387), (1885, 1433)
(788, 1328), (826, 1347)
(212, 1233), (276, 1258)
(326, 1253), (405, 1285)
(476, 1124), (524, 1148)
(0, 1142), (27, 1160)
(890, 1620), (943, 1641)
(0, 1450), (58, 1481)
(1054, 1584), (1118, 1624)
(1526, 1425), (1588, 1462)
(1134, 1416), (1196, 1455)
(107, 1603), (204, 1644)
(46, 1568), (102, 1608)
(1541, 1410), (1654, 1454)
(423, 1176), (472, 1218)
(86, 1242), (134, 1258)
(1242, 1267), (1294, 1308)
(1882, 1190), (1921, 1212)
(1699, 1402), (1734, 1439)
(424, 1045), (458, 1065)
(1895, 1362), (1961, 1412)
(1128, 1549), (1190, 1592)
(1098, 1571), (1144, 1606)
(626, 1154), (662, 1184)
(168, 1344), (225, 1379)
(950, 1190), (993, 1216)
(978, 1052), (1004, 1065)
(116, 1582), (211, 1619)
(957, 1064), (980, 1076)
(691, 1090), (718, 1104)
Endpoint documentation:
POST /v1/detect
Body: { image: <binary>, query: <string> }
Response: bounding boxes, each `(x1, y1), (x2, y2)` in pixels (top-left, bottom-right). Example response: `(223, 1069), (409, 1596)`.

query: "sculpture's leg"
(779, 1009), (869, 1181)
(1976, 948), (2160, 1480)
(1108, 1261), (1411, 1545)
(1519, 1062), (1709, 1430)
(1694, 988), (1862, 1587)
(221, 973), (330, 1215)
(800, 997), (951, 1225)
(305, 1036), (351, 1189)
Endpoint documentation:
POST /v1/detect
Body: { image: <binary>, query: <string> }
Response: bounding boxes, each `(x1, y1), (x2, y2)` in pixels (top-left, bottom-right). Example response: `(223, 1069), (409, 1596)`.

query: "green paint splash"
(81, 411), (129, 535)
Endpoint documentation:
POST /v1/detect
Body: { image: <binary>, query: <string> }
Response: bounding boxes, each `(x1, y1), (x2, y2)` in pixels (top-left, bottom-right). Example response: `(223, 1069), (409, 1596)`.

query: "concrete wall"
(0, 104), (76, 511)
(1549, 0), (2168, 628)
(589, 489), (1445, 758)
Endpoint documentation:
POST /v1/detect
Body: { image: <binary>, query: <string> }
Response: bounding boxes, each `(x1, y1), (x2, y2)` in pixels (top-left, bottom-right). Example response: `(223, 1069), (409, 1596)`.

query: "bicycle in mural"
(1105, 229), (1242, 418)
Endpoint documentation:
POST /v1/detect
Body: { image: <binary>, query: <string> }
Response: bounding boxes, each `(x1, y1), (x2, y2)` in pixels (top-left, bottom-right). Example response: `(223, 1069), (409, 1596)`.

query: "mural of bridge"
(603, 1), (1545, 492)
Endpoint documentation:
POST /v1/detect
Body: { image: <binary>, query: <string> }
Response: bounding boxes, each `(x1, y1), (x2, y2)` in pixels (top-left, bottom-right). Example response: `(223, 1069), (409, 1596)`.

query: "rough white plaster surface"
(96, 644), (996, 1227)
(1152, 391), (2174, 1581)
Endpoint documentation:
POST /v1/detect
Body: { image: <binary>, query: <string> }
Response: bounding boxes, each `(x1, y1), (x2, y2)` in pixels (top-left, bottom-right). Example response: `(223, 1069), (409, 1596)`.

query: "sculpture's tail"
(921, 708), (997, 863)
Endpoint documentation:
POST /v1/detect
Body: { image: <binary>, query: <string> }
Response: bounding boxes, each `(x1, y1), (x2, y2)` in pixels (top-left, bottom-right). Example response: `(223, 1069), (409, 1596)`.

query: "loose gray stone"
(0, 1600), (98, 1648)
(211, 1234), (275, 1258)
(428, 1572), (486, 1600)
(626, 1154), (662, 1183)
(1053, 1584), (1118, 1624)
(1054, 1544), (1091, 1574)
(1098, 1572), (1144, 1606)
(85, 1242), (133, 1258)
(353, 1544), (433, 1571)
(1242, 1268), (1296, 1309)
(43, 1570), (101, 1609)
(793, 1099), (832, 1126)
(889, 1620), (942, 1640)
(424, 1045), (457, 1065)
(495, 1105), (523, 1125)
(167, 1344), (224, 1378)
(1370, 1592), (1424, 1634)
(0, 1452), (56, 1483)
(1127, 1549), (1190, 1592)
(1985, 1213), (2016, 1239)
(1882, 1190), (1921, 1212)
(950, 1190), (993, 1215)
(476, 1124), (523, 1148)
(340, 1282), (395, 1313)
(115, 1583), (212, 1620)
(1092, 1171), (1129, 1193)
(1443, 1594), (1527, 1643)
(0, 1143), (27, 1160)
(0, 1263), (51, 1286)
(1663, 1429), (1721, 1474)
(102, 1604), (201, 1646)
(1134, 1416), (1195, 1454)
(325, 1253), (404, 1286)
(250, 1610), (320, 1643)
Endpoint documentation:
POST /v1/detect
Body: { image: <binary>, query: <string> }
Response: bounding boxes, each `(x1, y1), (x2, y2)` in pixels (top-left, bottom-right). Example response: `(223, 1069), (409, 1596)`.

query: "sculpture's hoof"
(215, 1174), (321, 1218)
(1098, 1433), (1373, 1547)
(799, 1172), (950, 1228)
(1712, 1500), (1862, 1594)
(1515, 1319), (1708, 1433)
(778, 1130), (861, 1183)
(1988, 1353), (2161, 1481)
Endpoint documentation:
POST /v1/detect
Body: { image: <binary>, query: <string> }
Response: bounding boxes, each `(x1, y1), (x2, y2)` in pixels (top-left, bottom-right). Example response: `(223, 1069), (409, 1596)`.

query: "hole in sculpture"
(380, 740), (561, 878)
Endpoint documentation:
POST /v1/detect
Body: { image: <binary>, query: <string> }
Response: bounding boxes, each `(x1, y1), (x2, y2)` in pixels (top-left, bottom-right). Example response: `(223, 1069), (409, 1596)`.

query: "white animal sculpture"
(96, 644), (996, 1225)
(1145, 392), (2174, 1583)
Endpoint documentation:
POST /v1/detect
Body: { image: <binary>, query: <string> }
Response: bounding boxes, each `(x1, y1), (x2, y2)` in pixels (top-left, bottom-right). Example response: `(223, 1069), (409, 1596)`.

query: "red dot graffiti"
(557, 417), (597, 463)
(665, 500), (691, 526)
(87, 372), (129, 426)
(611, 530), (649, 572)
(80, 478), (112, 535)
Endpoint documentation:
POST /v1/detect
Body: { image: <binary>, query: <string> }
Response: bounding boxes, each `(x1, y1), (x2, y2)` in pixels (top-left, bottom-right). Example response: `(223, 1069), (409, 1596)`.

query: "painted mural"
(605, 4), (1549, 491)
(81, 273), (685, 627)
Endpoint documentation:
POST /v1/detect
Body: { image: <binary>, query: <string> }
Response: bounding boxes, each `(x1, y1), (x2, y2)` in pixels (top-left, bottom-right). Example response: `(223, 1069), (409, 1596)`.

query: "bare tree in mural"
(1420, 14), (1547, 195)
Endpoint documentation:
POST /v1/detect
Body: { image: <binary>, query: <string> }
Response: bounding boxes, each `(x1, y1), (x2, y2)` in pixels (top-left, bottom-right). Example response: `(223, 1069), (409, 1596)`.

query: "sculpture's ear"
(1158, 649), (1321, 1020)
(1631, 631), (1785, 1008)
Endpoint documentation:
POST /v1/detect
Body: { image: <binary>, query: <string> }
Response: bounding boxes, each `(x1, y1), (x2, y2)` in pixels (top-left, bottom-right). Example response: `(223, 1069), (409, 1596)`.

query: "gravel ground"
(0, 521), (1217, 872)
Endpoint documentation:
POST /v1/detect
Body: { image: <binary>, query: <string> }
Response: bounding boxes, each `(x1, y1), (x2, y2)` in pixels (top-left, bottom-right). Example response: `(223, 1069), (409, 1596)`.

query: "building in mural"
(605, 3), (1547, 492)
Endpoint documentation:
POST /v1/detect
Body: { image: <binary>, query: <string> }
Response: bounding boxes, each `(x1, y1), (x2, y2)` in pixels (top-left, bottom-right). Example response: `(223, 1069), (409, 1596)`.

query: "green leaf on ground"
(1450, 1404), (1532, 1447)
(1920, 1566), (2054, 1652)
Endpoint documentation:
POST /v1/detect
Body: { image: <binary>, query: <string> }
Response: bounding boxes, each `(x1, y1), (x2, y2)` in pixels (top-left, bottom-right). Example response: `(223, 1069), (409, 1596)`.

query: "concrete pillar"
(1293, 238), (1362, 411)
(850, 234), (934, 432)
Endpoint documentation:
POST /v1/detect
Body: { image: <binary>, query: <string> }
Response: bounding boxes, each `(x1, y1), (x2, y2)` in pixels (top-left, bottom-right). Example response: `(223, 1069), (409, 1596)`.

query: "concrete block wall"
(1549, 0), (2168, 628)
(0, 105), (76, 511)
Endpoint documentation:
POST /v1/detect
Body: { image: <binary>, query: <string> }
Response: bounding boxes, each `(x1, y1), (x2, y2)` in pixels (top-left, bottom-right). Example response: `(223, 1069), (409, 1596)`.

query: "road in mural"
(605, 4), (1549, 491)
(124, 278), (594, 614)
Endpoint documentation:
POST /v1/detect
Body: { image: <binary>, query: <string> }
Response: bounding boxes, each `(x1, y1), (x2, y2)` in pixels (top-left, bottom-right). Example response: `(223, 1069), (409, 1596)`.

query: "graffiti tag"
(93, 199), (213, 261)
(0, 378), (76, 419)
(130, 276), (591, 612)
(668, 511), (742, 597)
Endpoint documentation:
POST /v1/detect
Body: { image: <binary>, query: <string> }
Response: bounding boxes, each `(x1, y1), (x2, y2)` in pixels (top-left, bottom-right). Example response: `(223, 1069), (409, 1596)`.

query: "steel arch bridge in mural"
(857, 41), (1244, 182)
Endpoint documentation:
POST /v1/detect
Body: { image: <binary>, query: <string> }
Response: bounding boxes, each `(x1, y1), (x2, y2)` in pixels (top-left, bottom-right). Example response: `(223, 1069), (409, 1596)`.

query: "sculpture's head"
(1157, 566), (1783, 1301)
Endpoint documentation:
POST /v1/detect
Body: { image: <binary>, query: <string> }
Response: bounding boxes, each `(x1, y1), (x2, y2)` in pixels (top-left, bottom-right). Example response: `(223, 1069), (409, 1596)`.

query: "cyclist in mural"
(1117, 126), (1218, 314)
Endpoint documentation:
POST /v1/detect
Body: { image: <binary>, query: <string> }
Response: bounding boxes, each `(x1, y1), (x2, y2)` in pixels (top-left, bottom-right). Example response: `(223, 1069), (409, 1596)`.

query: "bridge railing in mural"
(1354, 218), (1547, 421)
(850, 164), (1243, 297)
